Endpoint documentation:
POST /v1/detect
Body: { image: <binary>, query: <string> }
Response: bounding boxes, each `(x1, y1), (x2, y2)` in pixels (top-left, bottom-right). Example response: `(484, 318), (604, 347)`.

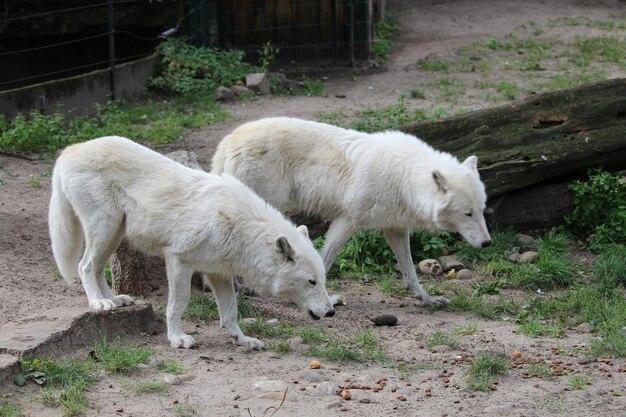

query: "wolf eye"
(465, 211), (473, 217)
(308, 280), (317, 286)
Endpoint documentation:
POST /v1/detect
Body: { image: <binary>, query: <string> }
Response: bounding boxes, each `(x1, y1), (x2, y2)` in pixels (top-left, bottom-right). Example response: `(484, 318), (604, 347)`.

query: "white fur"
(212, 117), (492, 306)
(49, 136), (334, 349)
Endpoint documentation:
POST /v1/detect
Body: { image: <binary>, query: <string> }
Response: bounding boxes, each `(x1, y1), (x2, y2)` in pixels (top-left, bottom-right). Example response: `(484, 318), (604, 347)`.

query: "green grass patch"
(0, 395), (21, 417)
(517, 319), (565, 338)
(568, 374), (590, 390)
(304, 328), (387, 363)
(370, 16), (398, 67)
(350, 96), (428, 132)
(93, 337), (153, 374)
(0, 95), (228, 154)
(16, 356), (95, 416)
(454, 323), (479, 335)
(184, 291), (258, 322)
(426, 330), (460, 349)
(239, 320), (295, 339)
(466, 352), (509, 391)
(155, 360), (184, 375)
(267, 341), (293, 354)
(125, 380), (169, 394)
(575, 36), (626, 65)
(527, 363), (554, 379)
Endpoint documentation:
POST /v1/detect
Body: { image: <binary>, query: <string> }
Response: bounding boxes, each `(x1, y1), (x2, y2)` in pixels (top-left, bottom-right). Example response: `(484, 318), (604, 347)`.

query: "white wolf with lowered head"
(48, 136), (335, 349)
(212, 117), (492, 306)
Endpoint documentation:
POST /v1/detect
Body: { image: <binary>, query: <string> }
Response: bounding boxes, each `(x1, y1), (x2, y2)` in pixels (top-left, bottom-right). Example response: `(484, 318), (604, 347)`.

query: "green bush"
(566, 169), (626, 248)
(151, 37), (254, 95)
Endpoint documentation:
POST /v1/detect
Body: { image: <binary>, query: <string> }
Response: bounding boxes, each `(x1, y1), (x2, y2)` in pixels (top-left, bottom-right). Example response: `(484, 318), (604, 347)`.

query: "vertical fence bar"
(331, 0), (337, 62)
(348, 0), (354, 67)
(107, 0), (116, 100)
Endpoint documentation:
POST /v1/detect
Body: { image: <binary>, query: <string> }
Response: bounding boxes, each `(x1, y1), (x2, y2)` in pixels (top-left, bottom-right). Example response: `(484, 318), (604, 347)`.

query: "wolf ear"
(297, 225), (309, 240)
(432, 170), (448, 193)
(276, 235), (295, 262)
(462, 155), (478, 172)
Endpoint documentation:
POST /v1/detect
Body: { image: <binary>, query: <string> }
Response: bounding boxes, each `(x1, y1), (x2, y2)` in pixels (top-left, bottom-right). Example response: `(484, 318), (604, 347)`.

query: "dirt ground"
(1, 1), (626, 416)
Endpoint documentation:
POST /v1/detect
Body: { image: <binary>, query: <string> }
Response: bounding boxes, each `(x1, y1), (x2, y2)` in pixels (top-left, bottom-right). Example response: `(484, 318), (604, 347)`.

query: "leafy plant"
(566, 169), (626, 248)
(258, 41), (279, 72)
(151, 37), (254, 96)
(370, 16), (397, 66)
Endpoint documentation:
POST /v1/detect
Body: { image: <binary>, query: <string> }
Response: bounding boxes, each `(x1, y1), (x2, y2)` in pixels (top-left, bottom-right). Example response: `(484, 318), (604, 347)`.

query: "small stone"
(418, 259), (442, 276)
(230, 85), (252, 96)
(508, 252), (521, 262)
(266, 318), (279, 325)
(116, 408), (124, 413)
(315, 381), (339, 396)
(456, 269), (473, 280)
(576, 323), (593, 333)
(359, 398), (372, 404)
(432, 345), (452, 352)
(511, 351), (522, 359)
(438, 255), (465, 272)
(370, 314), (398, 326)
(215, 86), (235, 101)
(310, 360), (321, 369)
(517, 251), (539, 264)
(340, 389), (352, 400)
(397, 395), (407, 401)
(252, 380), (287, 392)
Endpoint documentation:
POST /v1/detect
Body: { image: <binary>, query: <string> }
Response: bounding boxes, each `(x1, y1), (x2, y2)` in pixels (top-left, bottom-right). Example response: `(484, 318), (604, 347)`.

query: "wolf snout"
(325, 309), (336, 317)
(481, 240), (492, 248)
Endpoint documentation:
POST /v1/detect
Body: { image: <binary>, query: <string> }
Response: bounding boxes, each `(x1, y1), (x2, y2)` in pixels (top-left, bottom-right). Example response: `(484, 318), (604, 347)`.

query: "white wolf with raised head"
(49, 136), (335, 349)
(212, 117), (492, 306)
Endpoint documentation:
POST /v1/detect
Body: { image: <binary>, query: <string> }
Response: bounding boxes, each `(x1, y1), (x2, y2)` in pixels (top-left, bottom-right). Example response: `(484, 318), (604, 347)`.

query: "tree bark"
(398, 77), (626, 199)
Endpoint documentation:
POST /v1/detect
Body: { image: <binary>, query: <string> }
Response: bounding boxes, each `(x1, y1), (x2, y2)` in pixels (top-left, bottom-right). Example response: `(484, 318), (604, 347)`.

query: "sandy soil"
(1, 1), (626, 416)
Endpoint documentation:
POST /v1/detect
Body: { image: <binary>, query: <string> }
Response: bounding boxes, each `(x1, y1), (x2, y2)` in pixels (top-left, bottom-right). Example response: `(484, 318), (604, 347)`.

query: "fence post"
(107, 0), (116, 100)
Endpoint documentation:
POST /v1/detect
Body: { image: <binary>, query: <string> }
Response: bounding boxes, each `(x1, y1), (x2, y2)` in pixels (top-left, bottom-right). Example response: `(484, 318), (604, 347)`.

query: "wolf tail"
(49, 164), (83, 284)
(210, 140), (227, 174)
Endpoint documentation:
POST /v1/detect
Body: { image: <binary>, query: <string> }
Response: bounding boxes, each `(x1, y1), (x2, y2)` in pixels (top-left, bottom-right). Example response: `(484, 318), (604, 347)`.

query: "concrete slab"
(0, 302), (161, 383)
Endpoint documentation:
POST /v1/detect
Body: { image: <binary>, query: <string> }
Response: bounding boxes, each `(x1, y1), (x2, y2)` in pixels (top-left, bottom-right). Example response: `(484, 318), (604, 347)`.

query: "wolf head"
(432, 156), (492, 248)
(271, 225), (336, 320)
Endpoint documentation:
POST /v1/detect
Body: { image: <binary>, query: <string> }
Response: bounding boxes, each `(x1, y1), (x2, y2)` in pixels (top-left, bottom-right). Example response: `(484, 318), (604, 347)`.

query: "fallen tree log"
(399, 77), (626, 198)
(399, 77), (626, 229)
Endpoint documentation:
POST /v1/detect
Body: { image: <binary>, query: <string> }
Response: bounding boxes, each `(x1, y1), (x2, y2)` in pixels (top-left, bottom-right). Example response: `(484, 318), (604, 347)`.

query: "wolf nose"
(325, 309), (336, 318)
(481, 240), (492, 248)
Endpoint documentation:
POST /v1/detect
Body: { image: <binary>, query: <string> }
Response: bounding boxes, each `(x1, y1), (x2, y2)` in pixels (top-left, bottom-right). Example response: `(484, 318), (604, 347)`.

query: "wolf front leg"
(164, 255), (196, 349)
(321, 217), (359, 272)
(203, 273), (264, 350)
(383, 229), (449, 306)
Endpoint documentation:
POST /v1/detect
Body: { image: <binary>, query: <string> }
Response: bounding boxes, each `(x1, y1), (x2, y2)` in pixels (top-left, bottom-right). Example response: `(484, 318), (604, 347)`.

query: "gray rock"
(166, 150), (202, 170)
(456, 269), (473, 280)
(268, 72), (305, 90)
(246, 73), (270, 95)
(215, 86), (235, 101)
(516, 234), (536, 248)
(231, 85), (252, 96)
(314, 381), (340, 396)
(507, 252), (521, 262)
(296, 369), (328, 383)
(252, 379), (287, 392)
(438, 255), (465, 272)
(241, 318), (258, 324)
(576, 322), (593, 333)
(431, 344), (453, 352)
(359, 398), (372, 404)
(518, 251), (539, 264)
(370, 314), (398, 326)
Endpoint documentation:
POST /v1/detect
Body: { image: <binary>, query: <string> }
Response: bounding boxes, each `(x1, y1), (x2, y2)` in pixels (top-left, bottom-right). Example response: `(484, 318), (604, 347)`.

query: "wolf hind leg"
(78, 212), (130, 310)
(203, 273), (263, 350)
(383, 228), (449, 306)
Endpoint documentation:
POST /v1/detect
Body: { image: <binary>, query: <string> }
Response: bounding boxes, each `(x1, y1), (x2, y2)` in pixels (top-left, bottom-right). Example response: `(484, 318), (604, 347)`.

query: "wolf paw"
(90, 299), (117, 311)
(170, 334), (196, 349)
(112, 294), (135, 307)
(419, 295), (450, 307)
(236, 335), (264, 350)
